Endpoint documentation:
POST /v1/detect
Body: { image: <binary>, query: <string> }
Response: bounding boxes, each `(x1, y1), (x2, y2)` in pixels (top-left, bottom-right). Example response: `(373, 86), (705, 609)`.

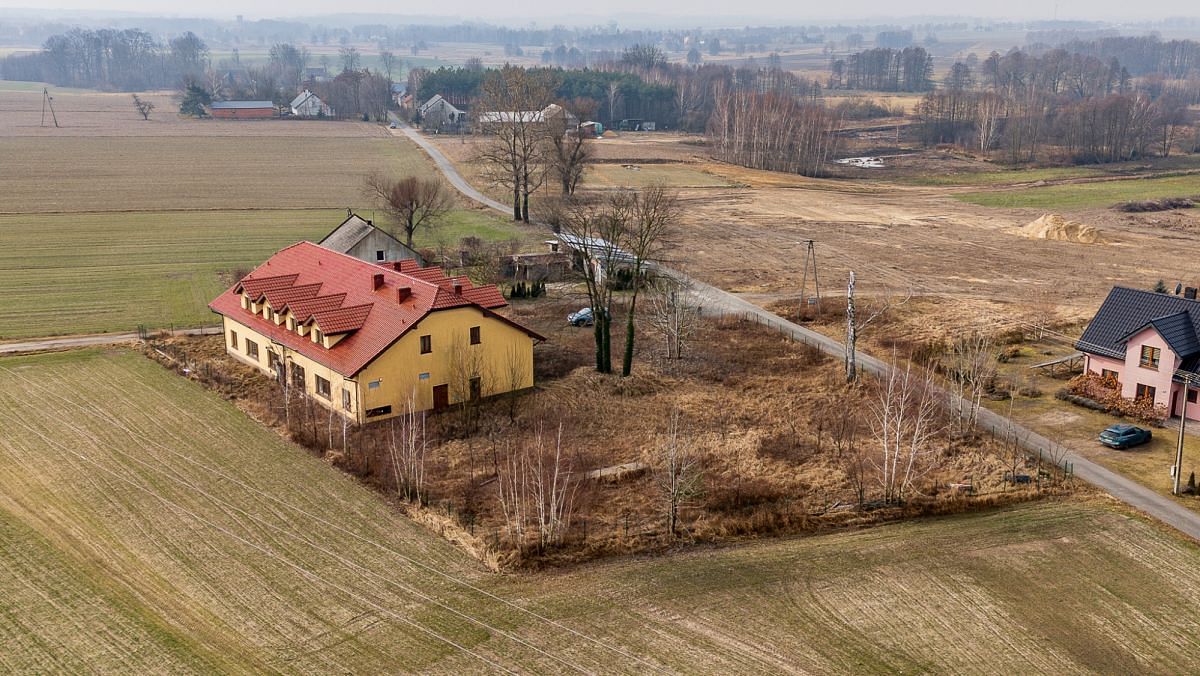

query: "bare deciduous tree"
(648, 277), (699, 362)
(132, 93), (154, 120)
(477, 66), (556, 221)
(445, 334), (490, 432)
(546, 98), (595, 195)
(845, 271), (911, 382)
(868, 357), (944, 504)
(620, 186), (678, 377)
(363, 173), (450, 248)
(561, 196), (628, 373)
(379, 49), (397, 79)
(652, 410), (704, 537)
(495, 423), (577, 551)
(388, 394), (427, 504)
(945, 332), (996, 436)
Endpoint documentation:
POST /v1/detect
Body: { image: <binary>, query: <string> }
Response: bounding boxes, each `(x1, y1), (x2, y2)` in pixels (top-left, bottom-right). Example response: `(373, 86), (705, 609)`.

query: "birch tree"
(648, 277), (699, 361)
(653, 410), (704, 537)
(868, 358), (944, 504)
(388, 395), (427, 503)
(945, 332), (996, 436)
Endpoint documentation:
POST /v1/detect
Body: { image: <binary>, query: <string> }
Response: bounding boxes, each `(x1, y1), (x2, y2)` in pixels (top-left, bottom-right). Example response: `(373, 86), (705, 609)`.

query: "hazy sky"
(1, 0), (1197, 23)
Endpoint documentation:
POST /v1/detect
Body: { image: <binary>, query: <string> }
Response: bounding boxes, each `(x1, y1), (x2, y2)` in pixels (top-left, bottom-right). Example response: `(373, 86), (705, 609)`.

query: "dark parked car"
(568, 307), (594, 327)
(1099, 424), (1152, 449)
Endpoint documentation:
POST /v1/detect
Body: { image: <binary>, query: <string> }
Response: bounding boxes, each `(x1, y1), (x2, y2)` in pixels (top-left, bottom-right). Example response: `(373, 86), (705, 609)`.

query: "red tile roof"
(210, 241), (542, 377)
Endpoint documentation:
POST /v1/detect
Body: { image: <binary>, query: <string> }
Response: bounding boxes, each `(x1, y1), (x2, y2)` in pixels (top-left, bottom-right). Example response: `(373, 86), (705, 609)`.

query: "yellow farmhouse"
(209, 241), (544, 422)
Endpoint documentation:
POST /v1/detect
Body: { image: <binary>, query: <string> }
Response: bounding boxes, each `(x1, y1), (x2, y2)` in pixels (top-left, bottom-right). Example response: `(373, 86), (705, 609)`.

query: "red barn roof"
(209, 241), (542, 377)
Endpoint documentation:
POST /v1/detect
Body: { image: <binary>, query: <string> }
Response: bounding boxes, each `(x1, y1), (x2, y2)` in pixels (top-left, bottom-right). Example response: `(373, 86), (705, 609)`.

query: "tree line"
(827, 46), (934, 92)
(914, 47), (1199, 163)
(2, 28), (207, 90)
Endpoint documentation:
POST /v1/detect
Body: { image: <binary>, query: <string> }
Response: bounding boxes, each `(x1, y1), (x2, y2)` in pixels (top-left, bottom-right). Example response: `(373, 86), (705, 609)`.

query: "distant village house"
(290, 89), (332, 118)
(418, 94), (469, 132)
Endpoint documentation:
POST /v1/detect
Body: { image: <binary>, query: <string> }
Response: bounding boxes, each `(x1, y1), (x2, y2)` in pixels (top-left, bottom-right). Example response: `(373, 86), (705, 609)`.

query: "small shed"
(318, 213), (424, 265)
(504, 251), (572, 282)
(210, 101), (276, 119)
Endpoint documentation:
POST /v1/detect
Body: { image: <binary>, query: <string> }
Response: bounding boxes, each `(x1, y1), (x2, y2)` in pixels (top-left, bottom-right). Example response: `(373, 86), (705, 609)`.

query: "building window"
(342, 389), (352, 411)
(1189, 389), (1198, 404)
(246, 339), (259, 360)
(229, 330), (238, 350)
(287, 317), (295, 331)
(366, 405), (392, 417)
(291, 363), (305, 389)
(1140, 345), (1161, 369)
(315, 375), (331, 399)
(470, 326), (481, 345)
(469, 376), (482, 401)
(1136, 383), (1156, 401)
(268, 351), (282, 372)
(1101, 368), (1118, 384)
(368, 379), (381, 390)
(314, 328), (324, 344)
(420, 335), (432, 354)
(376, 249), (385, 261)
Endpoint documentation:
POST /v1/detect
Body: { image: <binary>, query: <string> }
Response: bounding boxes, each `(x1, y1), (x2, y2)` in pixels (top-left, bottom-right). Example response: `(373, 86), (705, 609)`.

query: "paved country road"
(388, 116), (511, 215)
(395, 118), (1200, 542)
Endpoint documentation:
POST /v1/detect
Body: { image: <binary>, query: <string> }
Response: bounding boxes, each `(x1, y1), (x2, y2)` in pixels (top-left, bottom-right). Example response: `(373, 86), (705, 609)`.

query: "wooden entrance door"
(432, 384), (449, 411)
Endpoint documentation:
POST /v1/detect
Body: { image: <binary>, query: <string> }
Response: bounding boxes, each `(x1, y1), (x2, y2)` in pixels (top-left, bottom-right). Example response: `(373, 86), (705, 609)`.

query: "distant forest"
(907, 38), (1200, 163)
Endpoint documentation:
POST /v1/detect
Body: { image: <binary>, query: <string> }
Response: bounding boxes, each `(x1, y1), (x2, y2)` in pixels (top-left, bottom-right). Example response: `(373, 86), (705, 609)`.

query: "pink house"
(1077, 286), (1200, 420)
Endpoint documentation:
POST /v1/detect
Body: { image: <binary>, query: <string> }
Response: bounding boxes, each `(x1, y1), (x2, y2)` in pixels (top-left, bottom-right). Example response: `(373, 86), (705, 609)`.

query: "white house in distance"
(290, 89), (333, 117)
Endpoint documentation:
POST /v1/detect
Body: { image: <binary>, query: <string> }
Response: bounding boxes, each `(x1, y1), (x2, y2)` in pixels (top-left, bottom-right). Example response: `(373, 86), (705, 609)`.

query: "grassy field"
(0, 210), (333, 338)
(898, 165), (1110, 187)
(956, 173), (1200, 209)
(0, 88), (537, 339)
(5, 350), (1200, 672)
(0, 136), (415, 213)
(0, 206), (530, 339)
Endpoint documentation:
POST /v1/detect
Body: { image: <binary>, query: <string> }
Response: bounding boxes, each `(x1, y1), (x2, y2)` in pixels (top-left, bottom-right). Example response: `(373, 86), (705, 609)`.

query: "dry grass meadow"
(435, 130), (1200, 334)
(0, 87), (532, 339)
(5, 348), (1200, 673)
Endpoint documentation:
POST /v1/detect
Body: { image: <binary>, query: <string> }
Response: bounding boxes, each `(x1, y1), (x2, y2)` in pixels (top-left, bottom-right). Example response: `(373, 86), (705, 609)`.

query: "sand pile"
(1017, 214), (1105, 244)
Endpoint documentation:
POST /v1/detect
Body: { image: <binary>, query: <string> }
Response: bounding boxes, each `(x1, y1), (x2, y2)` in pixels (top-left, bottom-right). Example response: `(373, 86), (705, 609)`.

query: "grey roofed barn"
(210, 101), (275, 109)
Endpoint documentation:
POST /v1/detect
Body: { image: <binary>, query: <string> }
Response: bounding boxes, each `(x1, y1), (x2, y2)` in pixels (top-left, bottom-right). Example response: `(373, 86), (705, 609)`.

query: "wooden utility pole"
(1174, 378), (1190, 495)
(846, 271), (857, 382)
(41, 88), (59, 128)
(798, 239), (821, 319)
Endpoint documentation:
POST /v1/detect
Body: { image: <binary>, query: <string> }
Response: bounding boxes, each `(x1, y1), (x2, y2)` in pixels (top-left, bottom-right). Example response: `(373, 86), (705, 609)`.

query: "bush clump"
(1115, 196), (1197, 213)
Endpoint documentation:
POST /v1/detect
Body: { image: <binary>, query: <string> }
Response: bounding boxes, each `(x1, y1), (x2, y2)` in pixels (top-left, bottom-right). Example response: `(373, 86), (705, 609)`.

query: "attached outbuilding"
(319, 213), (425, 266)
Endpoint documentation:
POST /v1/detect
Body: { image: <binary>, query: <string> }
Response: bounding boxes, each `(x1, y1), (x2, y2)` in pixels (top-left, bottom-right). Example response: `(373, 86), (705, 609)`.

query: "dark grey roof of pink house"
(1078, 287), (1200, 366)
